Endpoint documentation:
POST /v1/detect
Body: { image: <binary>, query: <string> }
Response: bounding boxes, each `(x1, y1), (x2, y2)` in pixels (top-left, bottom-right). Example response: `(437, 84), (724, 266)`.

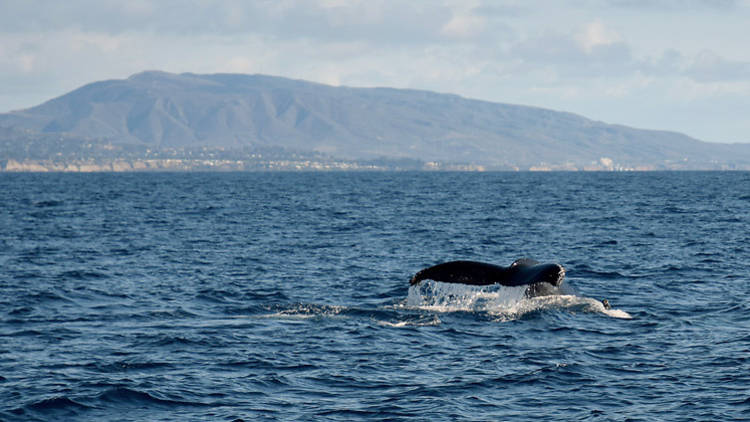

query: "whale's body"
(410, 259), (566, 297)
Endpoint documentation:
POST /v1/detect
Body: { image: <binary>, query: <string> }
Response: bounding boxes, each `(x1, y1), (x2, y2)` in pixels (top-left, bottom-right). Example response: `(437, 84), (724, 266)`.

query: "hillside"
(1, 71), (749, 170)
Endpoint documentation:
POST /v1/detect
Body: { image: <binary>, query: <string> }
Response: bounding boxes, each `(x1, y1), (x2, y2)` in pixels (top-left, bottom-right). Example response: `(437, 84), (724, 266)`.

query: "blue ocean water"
(1, 171), (748, 421)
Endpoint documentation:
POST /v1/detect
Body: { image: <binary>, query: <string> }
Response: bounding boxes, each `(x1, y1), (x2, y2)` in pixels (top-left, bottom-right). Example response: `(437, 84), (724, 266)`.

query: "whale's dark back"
(409, 261), (508, 286)
(410, 259), (565, 289)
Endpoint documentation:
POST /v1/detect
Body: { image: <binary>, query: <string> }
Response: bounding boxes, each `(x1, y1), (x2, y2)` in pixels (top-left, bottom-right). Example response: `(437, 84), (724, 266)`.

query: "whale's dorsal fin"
(510, 258), (539, 268)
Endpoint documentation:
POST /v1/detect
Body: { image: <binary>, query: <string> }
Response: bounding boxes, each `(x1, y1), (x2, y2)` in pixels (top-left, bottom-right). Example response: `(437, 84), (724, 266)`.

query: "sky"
(1, 0), (748, 143)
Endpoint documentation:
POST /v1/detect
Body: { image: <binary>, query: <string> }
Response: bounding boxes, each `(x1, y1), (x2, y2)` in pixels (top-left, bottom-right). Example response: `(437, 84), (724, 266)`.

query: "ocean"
(1, 171), (748, 421)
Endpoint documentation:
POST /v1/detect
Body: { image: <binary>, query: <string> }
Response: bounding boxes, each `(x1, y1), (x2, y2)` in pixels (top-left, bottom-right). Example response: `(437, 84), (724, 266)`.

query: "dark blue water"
(1, 172), (749, 421)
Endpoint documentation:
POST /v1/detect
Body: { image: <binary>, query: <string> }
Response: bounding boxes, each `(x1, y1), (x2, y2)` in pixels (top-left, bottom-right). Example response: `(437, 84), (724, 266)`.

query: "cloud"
(602, 0), (741, 10)
(687, 50), (750, 82)
(440, 13), (487, 39)
(639, 48), (750, 83)
(576, 0), (747, 13)
(16, 54), (35, 73)
(0, 1), (456, 46)
(576, 20), (621, 52)
(507, 21), (635, 79)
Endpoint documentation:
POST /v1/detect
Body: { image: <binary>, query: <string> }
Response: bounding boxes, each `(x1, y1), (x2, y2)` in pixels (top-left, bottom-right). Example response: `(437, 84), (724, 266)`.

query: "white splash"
(406, 281), (632, 320)
(261, 304), (345, 319)
(407, 281), (527, 313)
(376, 315), (442, 328)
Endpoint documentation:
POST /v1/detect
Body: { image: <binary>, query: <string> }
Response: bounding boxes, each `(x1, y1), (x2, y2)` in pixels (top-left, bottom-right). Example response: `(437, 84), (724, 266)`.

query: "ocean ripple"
(1, 172), (748, 421)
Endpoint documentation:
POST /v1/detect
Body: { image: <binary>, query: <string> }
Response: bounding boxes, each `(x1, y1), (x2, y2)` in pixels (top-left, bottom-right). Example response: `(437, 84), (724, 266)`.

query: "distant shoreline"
(3, 71), (749, 172)
(3, 158), (749, 172)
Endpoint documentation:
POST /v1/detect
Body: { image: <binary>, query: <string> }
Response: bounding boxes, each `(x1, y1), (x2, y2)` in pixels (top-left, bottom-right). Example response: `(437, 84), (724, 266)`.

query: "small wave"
(139, 334), (212, 348)
(7, 306), (34, 316)
(32, 199), (65, 208)
(568, 268), (625, 280)
(97, 387), (206, 408)
(11, 396), (92, 421)
(26, 396), (91, 412)
(59, 269), (110, 280)
(145, 307), (198, 319)
(198, 288), (288, 305)
(1, 329), (44, 337)
(95, 360), (173, 373)
(26, 290), (75, 304)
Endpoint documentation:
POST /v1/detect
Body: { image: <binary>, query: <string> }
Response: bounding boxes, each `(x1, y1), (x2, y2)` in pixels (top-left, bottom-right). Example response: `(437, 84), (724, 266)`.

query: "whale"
(410, 258), (566, 297)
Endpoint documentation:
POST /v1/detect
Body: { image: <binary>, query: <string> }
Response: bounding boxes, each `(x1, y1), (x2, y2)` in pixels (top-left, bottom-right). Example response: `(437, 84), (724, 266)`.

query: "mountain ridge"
(1, 71), (749, 170)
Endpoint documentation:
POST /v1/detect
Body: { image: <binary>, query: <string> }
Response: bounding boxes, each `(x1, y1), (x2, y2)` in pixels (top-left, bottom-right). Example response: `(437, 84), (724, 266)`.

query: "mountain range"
(1, 71), (749, 170)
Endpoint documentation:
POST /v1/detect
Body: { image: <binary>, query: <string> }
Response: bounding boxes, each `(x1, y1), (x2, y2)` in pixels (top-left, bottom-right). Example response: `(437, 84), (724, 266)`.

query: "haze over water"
(1, 172), (749, 420)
